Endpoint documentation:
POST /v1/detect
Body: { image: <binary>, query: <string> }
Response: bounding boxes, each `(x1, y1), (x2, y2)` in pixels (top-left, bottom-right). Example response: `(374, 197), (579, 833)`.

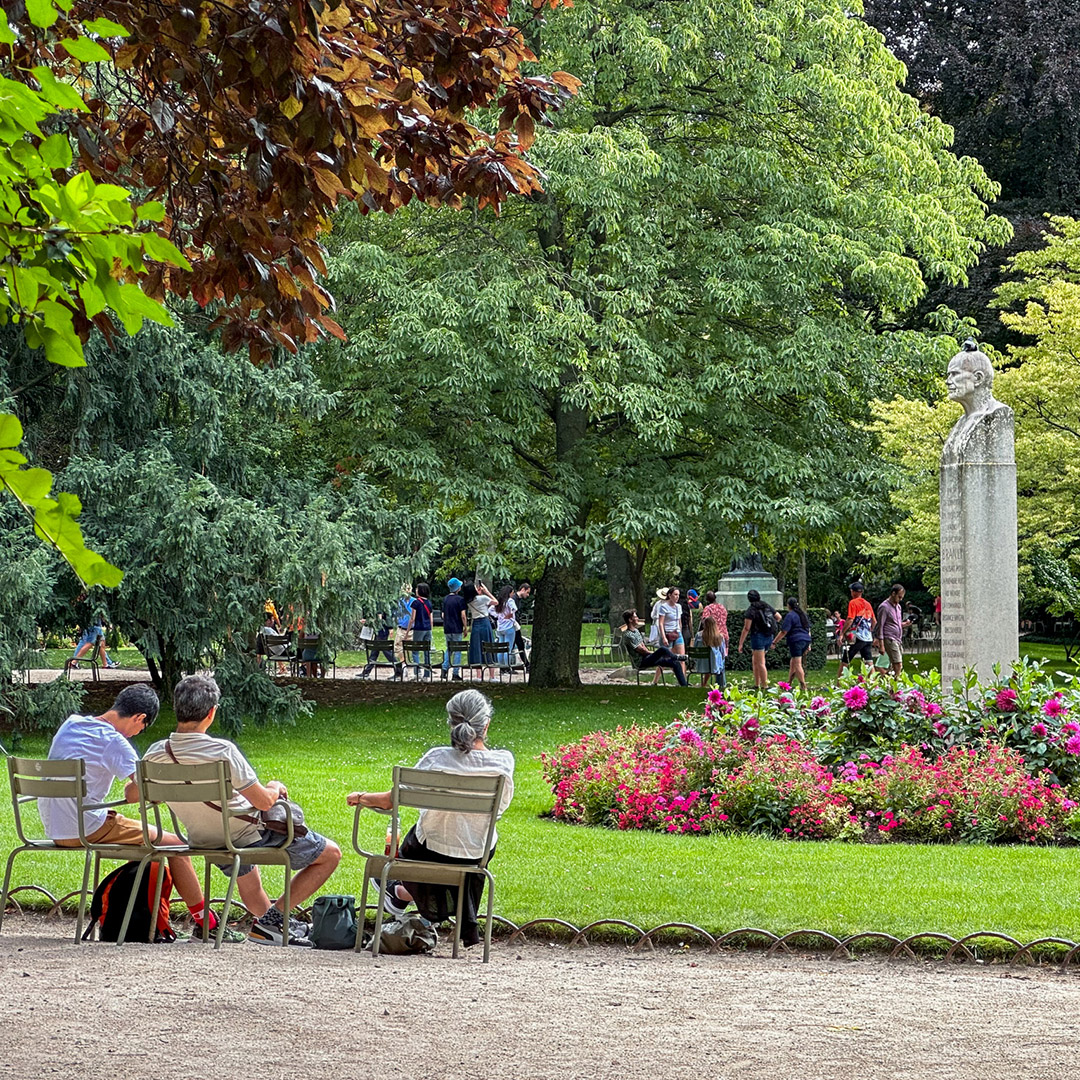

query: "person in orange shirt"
(837, 580), (876, 678)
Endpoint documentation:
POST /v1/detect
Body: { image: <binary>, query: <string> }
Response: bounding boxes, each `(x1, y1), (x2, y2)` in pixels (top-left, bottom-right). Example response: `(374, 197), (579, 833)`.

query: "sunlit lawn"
(4, 686), (1080, 946)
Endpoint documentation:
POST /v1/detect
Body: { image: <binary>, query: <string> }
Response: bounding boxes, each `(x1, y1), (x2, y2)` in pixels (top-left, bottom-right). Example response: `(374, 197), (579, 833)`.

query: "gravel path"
(3, 916), (1079, 1079)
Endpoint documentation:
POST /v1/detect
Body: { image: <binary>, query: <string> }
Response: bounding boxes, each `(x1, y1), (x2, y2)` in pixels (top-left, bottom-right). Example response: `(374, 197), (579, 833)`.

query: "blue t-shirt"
(443, 593), (467, 635)
(396, 597), (414, 630)
(782, 609), (811, 645)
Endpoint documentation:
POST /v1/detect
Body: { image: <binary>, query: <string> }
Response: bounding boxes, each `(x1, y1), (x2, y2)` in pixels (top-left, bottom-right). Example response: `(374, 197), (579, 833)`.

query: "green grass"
(5, 686), (1080, 944)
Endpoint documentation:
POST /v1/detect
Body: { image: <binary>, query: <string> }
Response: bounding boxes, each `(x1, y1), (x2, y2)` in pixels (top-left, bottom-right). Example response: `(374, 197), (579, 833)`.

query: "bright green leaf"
(142, 232), (192, 270)
(59, 37), (112, 63)
(24, 0), (59, 30)
(32, 67), (87, 112)
(39, 132), (73, 169)
(42, 325), (85, 367)
(81, 17), (129, 37)
(0, 413), (23, 449)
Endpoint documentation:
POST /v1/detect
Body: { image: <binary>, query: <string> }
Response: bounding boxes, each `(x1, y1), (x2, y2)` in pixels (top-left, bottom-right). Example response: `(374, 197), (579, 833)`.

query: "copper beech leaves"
(8, 0), (579, 362)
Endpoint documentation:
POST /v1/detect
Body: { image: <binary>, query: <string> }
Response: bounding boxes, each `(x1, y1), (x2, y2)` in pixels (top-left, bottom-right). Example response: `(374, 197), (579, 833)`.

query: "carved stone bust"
(941, 339), (1014, 467)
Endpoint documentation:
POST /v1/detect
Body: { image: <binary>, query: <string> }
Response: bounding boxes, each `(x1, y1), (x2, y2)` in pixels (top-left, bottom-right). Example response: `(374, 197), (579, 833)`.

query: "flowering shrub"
(542, 663), (1080, 845)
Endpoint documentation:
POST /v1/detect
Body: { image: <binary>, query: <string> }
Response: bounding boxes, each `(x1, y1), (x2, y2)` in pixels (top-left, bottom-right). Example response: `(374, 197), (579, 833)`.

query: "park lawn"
(3, 686), (1080, 946)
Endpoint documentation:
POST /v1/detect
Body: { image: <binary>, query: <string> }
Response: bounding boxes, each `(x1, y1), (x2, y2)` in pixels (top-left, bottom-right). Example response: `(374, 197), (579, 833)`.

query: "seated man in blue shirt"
(620, 609), (688, 686)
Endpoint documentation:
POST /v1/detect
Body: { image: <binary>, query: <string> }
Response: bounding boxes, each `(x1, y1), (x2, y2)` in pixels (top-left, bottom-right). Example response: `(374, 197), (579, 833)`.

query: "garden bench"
(361, 640), (396, 679)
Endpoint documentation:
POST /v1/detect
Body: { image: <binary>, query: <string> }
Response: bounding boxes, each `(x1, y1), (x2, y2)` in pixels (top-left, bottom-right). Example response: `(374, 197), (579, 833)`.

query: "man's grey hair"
(173, 674), (221, 725)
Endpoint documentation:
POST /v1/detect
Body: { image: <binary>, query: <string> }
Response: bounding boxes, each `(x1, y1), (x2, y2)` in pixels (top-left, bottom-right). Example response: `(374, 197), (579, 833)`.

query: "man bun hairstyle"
(173, 674), (221, 725)
(747, 589), (761, 603)
(113, 685), (160, 729)
(446, 688), (492, 753)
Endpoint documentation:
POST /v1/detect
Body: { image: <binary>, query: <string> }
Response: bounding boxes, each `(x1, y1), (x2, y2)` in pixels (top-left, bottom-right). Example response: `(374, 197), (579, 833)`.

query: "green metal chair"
(1, 756), (163, 944)
(137, 758), (298, 947)
(352, 766), (506, 962)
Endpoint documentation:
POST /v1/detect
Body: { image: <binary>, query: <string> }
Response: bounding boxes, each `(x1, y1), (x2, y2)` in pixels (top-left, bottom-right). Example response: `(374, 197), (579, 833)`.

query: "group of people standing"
(359, 579), (531, 682)
(835, 579), (913, 679)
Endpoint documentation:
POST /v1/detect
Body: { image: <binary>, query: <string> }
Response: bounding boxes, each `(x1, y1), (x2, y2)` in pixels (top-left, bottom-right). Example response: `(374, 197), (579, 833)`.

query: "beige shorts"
(882, 638), (903, 665)
(54, 810), (144, 848)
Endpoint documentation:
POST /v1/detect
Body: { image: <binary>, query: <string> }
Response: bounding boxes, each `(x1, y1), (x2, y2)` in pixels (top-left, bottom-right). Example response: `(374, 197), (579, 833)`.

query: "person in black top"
(406, 582), (434, 680)
(511, 581), (531, 671)
(440, 578), (469, 681)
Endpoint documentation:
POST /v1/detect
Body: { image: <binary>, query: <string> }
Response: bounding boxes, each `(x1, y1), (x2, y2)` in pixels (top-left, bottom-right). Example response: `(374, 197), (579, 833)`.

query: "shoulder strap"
(163, 740), (259, 825)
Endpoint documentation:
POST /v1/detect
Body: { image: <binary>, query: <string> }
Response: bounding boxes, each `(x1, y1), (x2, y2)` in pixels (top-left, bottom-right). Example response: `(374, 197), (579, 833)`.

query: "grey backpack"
(372, 913), (438, 955)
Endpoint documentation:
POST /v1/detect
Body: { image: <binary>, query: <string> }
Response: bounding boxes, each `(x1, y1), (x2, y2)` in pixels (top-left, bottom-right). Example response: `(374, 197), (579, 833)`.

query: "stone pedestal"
(714, 570), (783, 617)
(940, 403), (1019, 686)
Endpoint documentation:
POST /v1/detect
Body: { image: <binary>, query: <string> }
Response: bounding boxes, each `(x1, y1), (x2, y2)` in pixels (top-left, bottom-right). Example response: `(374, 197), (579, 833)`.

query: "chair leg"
(116, 856), (151, 946)
(281, 867), (292, 947)
(0, 846), (24, 935)
(452, 878), (466, 959)
(203, 859), (213, 943)
(483, 871), (495, 964)
(216, 858), (240, 951)
(371, 867), (389, 958)
(76, 848), (93, 943)
(355, 872), (372, 952)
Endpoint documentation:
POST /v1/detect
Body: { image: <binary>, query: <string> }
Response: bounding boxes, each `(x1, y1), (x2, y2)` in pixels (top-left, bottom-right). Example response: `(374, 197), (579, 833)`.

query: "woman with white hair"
(346, 689), (514, 948)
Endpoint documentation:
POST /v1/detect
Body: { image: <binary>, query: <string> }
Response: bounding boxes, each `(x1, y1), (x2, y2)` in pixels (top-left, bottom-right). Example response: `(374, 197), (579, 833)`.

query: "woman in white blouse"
(347, 690), (514, 947)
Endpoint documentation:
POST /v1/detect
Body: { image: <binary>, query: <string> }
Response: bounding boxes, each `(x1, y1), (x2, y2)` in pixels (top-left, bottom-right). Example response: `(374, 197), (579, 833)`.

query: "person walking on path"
(837, 580), (876, 678)
(392, 584), (414, 681)
(406, 582), (434, 680)
(773, 597), (812, 694)
(511, 582), (531, 671)
(875, 584), (912, 678)
(737, 589), (776, 690)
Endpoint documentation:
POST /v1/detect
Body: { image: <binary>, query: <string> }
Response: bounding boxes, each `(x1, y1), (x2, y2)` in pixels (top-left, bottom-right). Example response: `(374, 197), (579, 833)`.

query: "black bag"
(752, 603), (775, 636)
(81, 861), (176, 943)
(310, 895), (357, 950)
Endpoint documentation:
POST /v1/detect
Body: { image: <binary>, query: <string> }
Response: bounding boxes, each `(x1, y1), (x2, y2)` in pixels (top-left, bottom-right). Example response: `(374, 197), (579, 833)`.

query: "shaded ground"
(3, 916), (1079, 1079)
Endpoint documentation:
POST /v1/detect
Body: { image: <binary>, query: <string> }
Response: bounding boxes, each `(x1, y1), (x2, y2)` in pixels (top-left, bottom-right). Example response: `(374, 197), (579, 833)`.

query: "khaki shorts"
(54, 810), (144, 848)
(882, 638), (903, 665)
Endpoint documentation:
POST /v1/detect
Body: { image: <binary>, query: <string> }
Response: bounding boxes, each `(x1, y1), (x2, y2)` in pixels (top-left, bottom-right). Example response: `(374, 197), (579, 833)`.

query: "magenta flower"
(809, 696), (831, 715)
(1031, 722), (1048, 738)
(924, 702), (943, 718)
(1042, 697), (1069, 719)
(842, 685), (869, 710)
(1066, 734), (1080, 756)
(778, 682), (792, 691)
(933, 721), (948, 736)
(995, 688), (1019, 712)
(1062, 722), (1080, 735)
(707, 688), (723, 705)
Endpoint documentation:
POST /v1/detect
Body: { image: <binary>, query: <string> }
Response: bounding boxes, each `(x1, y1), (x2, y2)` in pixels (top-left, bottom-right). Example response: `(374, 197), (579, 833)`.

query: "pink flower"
(933, 721), (947, 736)
(1042, 697), (1068, 719)
(924, 701), (943, 718)
(842, 685), (869, 710)
(778, 682), (792, 691)
(1062, 722), (1080, 735)
(809, 696), (831, 715)
(778, 694), (795, 707)
(1031, 722), (1048, 738)
(1065, 734), (1080, 756)
(707, 688), (723, 705)
(995, 688), (1019, 712)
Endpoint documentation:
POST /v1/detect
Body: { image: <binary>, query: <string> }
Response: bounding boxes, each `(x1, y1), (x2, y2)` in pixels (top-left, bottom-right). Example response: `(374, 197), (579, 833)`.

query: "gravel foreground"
(3, 918), (1080, 1080)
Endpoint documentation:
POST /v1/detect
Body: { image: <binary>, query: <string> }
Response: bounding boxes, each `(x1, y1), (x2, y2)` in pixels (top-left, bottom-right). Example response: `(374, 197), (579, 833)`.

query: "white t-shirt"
(467, 595), (493, 621)
(495, 596), (518, 634)
(143, 731), (263, 847)
(39, 714), (139, 841)
(413, 745), (515, 859)
(657, 602), (681, 636)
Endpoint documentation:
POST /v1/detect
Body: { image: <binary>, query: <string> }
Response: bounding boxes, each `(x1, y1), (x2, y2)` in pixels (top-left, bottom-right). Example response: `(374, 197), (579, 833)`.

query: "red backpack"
(82, 861), (176, 943)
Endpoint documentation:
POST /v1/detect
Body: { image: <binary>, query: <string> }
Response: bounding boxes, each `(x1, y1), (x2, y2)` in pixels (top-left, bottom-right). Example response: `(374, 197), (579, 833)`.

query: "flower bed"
(541, 661), (1080, 844)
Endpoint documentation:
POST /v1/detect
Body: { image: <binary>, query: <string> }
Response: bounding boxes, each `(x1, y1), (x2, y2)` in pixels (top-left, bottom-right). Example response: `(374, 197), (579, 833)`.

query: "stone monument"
(715, 551), (783, 616)
(939, 339), (1019, 686)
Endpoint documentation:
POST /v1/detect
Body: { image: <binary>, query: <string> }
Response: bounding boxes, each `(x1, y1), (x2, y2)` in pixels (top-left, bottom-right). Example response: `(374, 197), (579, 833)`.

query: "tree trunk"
(605, 541), (636, 632)
(530, 537), (587, 687)
(631, 544), (648, 621)
(798, 550), (808, 610)
(529, 375), (589, 688)
(774, 550), (789, 600)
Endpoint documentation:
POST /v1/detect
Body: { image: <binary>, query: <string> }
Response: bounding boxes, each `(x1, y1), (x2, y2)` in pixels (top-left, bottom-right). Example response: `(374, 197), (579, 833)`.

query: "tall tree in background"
(322, 0), (1008, 686)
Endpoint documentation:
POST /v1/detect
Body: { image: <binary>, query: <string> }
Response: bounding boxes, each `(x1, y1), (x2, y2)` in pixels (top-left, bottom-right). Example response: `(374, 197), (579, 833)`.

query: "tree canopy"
(321, 0), (1009, 685)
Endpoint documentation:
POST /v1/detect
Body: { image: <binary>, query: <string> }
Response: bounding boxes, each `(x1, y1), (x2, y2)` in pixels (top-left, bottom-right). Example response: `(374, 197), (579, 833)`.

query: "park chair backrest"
(389, 766), (505, 870)
(481, 641), (511, 665)
(137, 759), (254, 853)
(6, 757), (87, 845)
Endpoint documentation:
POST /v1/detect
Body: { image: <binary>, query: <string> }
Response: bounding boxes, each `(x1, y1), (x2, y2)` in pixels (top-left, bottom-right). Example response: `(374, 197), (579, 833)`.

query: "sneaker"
(248, 914), (314, 947)
(370, 876), (410, 918)
(105, 660), (121, 669)
(451, 672), (463, 681)
(183, 923), (248, 945)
